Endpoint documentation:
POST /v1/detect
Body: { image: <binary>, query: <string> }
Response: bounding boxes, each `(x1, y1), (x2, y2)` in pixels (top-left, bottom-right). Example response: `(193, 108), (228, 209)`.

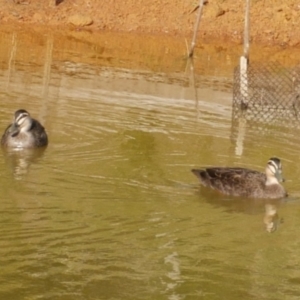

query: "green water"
(0, 29), (300, 300)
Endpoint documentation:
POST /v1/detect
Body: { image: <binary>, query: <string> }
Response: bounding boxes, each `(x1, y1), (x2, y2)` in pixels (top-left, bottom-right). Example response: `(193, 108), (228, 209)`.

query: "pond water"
(1, 27), (300, 300)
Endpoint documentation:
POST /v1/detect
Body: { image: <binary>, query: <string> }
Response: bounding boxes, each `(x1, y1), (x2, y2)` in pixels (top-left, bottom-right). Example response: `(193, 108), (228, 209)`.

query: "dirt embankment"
(0, 0), (299, 47)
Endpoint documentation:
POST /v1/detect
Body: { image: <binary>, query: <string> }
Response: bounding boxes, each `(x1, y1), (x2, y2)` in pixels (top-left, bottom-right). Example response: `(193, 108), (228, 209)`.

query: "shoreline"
(0, 0), (299, 48)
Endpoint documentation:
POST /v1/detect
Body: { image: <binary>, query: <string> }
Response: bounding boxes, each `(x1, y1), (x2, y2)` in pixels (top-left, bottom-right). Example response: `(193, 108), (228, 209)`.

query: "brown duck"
(191, 157), (287, 199)
(1, 109), (48, 148)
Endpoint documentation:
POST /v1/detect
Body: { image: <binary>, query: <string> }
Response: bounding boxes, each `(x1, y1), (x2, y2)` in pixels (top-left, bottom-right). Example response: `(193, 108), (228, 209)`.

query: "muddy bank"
(0, 0), (299, 47)
(1, 23), (299, 80)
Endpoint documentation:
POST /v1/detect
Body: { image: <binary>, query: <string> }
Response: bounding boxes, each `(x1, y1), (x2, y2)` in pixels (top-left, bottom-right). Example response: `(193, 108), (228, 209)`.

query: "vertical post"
(188, 0), (205, 58)
(6, 33), (17, 90)
(240, 0), (250, 107)
(42, 35), (54, 99)
(243, 0), (250, 59)
(235, 0), (251, 156)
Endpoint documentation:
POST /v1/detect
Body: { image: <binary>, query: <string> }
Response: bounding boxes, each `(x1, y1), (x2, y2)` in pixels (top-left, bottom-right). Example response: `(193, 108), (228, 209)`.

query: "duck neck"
(19, 118), (33, 133)
(265, 176), (279, 186)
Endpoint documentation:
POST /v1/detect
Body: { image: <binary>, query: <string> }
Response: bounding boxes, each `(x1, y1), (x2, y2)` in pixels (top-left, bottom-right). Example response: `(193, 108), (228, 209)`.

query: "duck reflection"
(264, 203), (283, 233)
(2, 147), (46, 180)
(197, 187), (284, 233)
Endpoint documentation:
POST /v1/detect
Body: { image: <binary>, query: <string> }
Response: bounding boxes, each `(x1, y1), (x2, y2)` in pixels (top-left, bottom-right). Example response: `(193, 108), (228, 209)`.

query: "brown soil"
(0, 0), (299, 48)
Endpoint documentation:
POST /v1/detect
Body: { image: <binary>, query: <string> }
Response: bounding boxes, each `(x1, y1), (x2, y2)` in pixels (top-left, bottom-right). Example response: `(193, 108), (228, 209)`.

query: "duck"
(191, 157), (287, 199)
(1, 109), (48, 148)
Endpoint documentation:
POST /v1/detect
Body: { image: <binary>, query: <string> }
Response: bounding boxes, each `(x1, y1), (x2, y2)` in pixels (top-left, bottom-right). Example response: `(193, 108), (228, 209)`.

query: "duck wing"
(191, 167), (265, 196)
(30, 119), (48, 147)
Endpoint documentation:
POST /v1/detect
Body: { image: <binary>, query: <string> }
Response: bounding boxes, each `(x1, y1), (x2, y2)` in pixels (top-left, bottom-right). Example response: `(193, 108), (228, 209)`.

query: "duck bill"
(10, 123), (20, 137)
(276, 172), (285, 183)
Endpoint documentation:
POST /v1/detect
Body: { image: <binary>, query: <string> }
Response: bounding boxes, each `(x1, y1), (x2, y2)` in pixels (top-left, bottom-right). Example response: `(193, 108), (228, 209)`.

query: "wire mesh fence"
(232, 62), (300, 126)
